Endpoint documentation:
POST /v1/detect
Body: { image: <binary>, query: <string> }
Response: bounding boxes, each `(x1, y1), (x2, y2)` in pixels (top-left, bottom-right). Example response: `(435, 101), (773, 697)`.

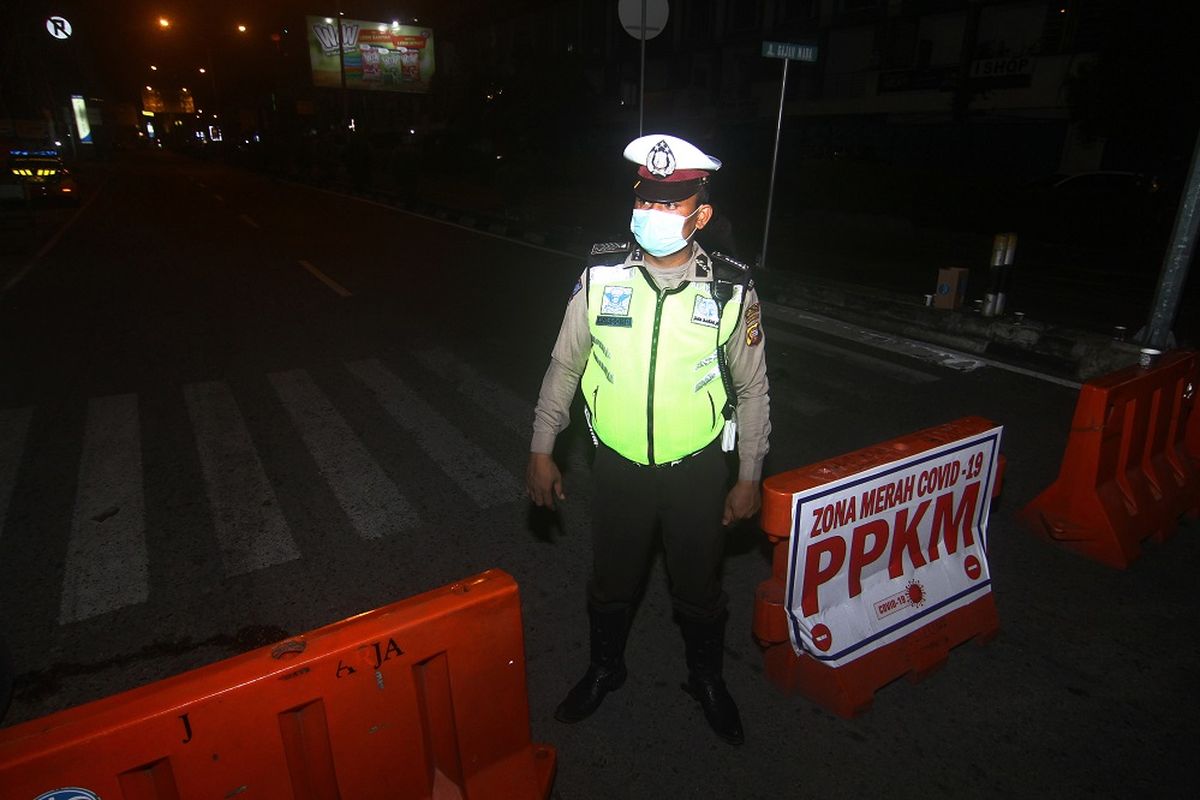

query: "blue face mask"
(629, 206), (701, 258)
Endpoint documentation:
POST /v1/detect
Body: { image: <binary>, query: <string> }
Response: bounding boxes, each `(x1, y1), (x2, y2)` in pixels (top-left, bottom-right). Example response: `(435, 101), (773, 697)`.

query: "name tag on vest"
(596, 315), (633, 328)
(691, 296), (720, 328)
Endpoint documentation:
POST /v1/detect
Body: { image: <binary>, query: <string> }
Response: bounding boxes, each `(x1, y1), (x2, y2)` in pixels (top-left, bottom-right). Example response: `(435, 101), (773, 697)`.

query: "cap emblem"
(646, 139), (676, 178)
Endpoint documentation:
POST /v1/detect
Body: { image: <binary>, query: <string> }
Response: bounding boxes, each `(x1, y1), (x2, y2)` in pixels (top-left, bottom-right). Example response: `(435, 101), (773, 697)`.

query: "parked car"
(7, 147), (79, 206)
(1022, 170), (1171, 254)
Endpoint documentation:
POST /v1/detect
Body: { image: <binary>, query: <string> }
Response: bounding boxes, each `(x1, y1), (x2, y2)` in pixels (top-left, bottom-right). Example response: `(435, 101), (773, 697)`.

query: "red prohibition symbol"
(964, 554), (982, 580)
(811, 623), (833, 652)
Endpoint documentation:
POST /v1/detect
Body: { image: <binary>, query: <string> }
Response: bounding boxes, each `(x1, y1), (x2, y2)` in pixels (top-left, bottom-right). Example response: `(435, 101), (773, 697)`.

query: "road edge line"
(2, 178), (108, 295)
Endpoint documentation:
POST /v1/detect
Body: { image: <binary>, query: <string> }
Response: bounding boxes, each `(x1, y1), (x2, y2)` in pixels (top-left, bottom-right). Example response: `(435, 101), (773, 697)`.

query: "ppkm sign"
(784, 427), (1002, 666)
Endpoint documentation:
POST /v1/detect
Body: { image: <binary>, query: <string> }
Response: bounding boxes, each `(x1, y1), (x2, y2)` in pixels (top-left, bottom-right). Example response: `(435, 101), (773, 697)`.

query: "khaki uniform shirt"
(532, 243), (771, 482)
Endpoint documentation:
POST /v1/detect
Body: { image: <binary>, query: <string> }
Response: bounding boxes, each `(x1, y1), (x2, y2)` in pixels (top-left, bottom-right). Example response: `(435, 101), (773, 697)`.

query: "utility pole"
(1142, 125), (1200, 349)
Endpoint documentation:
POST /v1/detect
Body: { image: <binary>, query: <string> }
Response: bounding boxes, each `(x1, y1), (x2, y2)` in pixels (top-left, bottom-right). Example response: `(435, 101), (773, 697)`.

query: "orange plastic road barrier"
(0, 569), (555, 800)
(753, 417), (1004, 718)
(1021, 350), (1200, 568)
(1187, 372), (1200, 467)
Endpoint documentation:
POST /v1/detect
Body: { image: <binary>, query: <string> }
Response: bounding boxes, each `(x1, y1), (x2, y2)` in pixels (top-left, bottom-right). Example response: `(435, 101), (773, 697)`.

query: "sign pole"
(639, 0), (646, 135)
(760, 57), (788, 271)
(618, 0), (667, 134)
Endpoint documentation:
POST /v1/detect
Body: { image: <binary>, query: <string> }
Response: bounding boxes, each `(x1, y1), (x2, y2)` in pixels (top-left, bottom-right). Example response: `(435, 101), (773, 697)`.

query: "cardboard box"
(934, 267), (969, 310)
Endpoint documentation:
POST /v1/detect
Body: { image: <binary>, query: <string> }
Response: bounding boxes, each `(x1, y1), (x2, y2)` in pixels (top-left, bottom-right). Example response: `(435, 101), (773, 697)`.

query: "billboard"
(307, 16), (434, 93)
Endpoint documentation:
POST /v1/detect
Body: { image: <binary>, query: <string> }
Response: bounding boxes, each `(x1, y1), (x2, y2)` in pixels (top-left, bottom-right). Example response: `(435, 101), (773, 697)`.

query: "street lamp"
(237, 24), (247, 33)
(158, 17), (170, 28)
(150, 64), (158, 71)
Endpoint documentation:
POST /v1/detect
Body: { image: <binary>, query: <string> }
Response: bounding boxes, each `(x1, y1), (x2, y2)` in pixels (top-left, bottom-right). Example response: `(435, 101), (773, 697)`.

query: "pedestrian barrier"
(0, 569), (556, 800)
(1021, 350), (1200, 568)
(753, 417), (1005, 718)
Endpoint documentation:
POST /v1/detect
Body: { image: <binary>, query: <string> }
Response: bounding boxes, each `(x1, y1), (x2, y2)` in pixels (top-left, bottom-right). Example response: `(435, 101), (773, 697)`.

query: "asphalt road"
(1, 152), (1197, 797)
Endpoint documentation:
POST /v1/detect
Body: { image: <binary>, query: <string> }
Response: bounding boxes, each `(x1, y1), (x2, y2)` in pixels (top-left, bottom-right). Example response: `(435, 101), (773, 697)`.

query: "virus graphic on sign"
(874, 580), (929, 620)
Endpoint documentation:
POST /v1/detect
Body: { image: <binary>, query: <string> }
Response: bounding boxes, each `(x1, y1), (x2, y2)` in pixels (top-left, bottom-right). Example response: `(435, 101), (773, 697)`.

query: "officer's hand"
(723, 480), (761, 526)
(526, 452), (566, 509)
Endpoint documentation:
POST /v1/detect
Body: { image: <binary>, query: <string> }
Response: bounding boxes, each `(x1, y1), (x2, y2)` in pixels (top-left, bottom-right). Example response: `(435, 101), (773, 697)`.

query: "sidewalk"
(755, 269), (1144, 382)
(288, 164), (1150, 383)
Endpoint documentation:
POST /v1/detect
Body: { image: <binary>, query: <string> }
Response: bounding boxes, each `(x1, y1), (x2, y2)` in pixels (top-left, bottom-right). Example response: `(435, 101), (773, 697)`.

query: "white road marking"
(762, 301), (1083, 389)
(239, 213), (260, 229)
(1, 179), (107, 294)
(60, 394), (148, 624)
(414, 348), (592, 486)
(304, 184), (578, 260)
(347, 359), (523, 508)
(184, 381), (300, 576)
(0, 407), (33, 540)
(767, 326), (939, 385)
(762, 302), (986, 372)
(298, 259), (353, 297)
(270, 369), (417, 538)
(213, 194), (224, 202)
(414, 347), (532, 438)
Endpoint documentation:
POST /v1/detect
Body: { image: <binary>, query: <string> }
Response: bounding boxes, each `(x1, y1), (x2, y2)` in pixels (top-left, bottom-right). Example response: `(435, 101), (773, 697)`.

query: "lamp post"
(154, 17), (248, 123)
(338, 12), (349, 127)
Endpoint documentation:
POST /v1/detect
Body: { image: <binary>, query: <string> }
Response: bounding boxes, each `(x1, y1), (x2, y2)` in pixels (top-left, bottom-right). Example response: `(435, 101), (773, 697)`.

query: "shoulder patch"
(590, 241), (631, 256)
(711, 251), (752, 274)
(744, 302), (763, 347)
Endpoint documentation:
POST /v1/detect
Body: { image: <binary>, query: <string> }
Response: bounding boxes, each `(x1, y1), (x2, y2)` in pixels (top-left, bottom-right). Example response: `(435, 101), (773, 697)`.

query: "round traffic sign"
(617, 0), (668, 41)
(46, 16), (73, 40)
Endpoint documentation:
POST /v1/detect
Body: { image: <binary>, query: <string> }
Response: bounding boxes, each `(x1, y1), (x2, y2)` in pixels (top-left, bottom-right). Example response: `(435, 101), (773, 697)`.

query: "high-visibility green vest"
(581, 262), (745, 466)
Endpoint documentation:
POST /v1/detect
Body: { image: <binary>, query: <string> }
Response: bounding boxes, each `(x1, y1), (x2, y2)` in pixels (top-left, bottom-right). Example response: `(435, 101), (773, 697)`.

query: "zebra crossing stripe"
(0, 407), (33, 541)
(60, 394), (148, 624)
(270, 369), (418, 539)
(413, 348), (593, 481)
(413, 347), (532, 438)
(184, 381), (301, 576)
(347, 359), (523, 508)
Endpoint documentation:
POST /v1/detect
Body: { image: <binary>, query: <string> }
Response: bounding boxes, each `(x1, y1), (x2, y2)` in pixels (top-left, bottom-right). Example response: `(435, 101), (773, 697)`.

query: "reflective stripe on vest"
(581, 263), (744, 465)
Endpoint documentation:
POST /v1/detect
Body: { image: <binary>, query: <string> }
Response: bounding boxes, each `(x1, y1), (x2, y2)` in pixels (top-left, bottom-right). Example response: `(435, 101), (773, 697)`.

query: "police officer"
(527, 135), (770, 745)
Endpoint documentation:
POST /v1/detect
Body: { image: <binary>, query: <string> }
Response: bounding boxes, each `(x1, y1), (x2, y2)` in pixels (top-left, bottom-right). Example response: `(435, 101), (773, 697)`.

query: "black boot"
(680, 612), (744, 745)
(555, 604), (631, 723)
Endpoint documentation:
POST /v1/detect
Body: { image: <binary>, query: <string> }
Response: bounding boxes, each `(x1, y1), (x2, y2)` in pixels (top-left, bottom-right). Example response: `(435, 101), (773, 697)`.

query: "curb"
(755, 270), (1143, 383)
(264, 169), (1143, 384)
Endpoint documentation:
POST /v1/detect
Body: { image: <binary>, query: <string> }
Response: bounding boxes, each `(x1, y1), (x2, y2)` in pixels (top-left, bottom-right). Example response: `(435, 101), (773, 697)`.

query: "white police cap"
(623, 134), (722, 202)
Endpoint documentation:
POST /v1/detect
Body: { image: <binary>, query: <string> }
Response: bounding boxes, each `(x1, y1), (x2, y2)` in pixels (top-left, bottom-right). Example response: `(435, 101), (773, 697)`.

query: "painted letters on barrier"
(784, 427), (1002, 666)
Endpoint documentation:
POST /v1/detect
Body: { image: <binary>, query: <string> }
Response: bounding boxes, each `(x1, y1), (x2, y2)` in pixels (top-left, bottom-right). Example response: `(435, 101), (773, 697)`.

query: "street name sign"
(762, 40), (818, 62)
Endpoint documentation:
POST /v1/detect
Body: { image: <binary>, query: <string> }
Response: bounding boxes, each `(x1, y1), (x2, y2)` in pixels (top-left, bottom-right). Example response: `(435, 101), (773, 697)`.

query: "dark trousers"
(588, 439), (729, 621)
